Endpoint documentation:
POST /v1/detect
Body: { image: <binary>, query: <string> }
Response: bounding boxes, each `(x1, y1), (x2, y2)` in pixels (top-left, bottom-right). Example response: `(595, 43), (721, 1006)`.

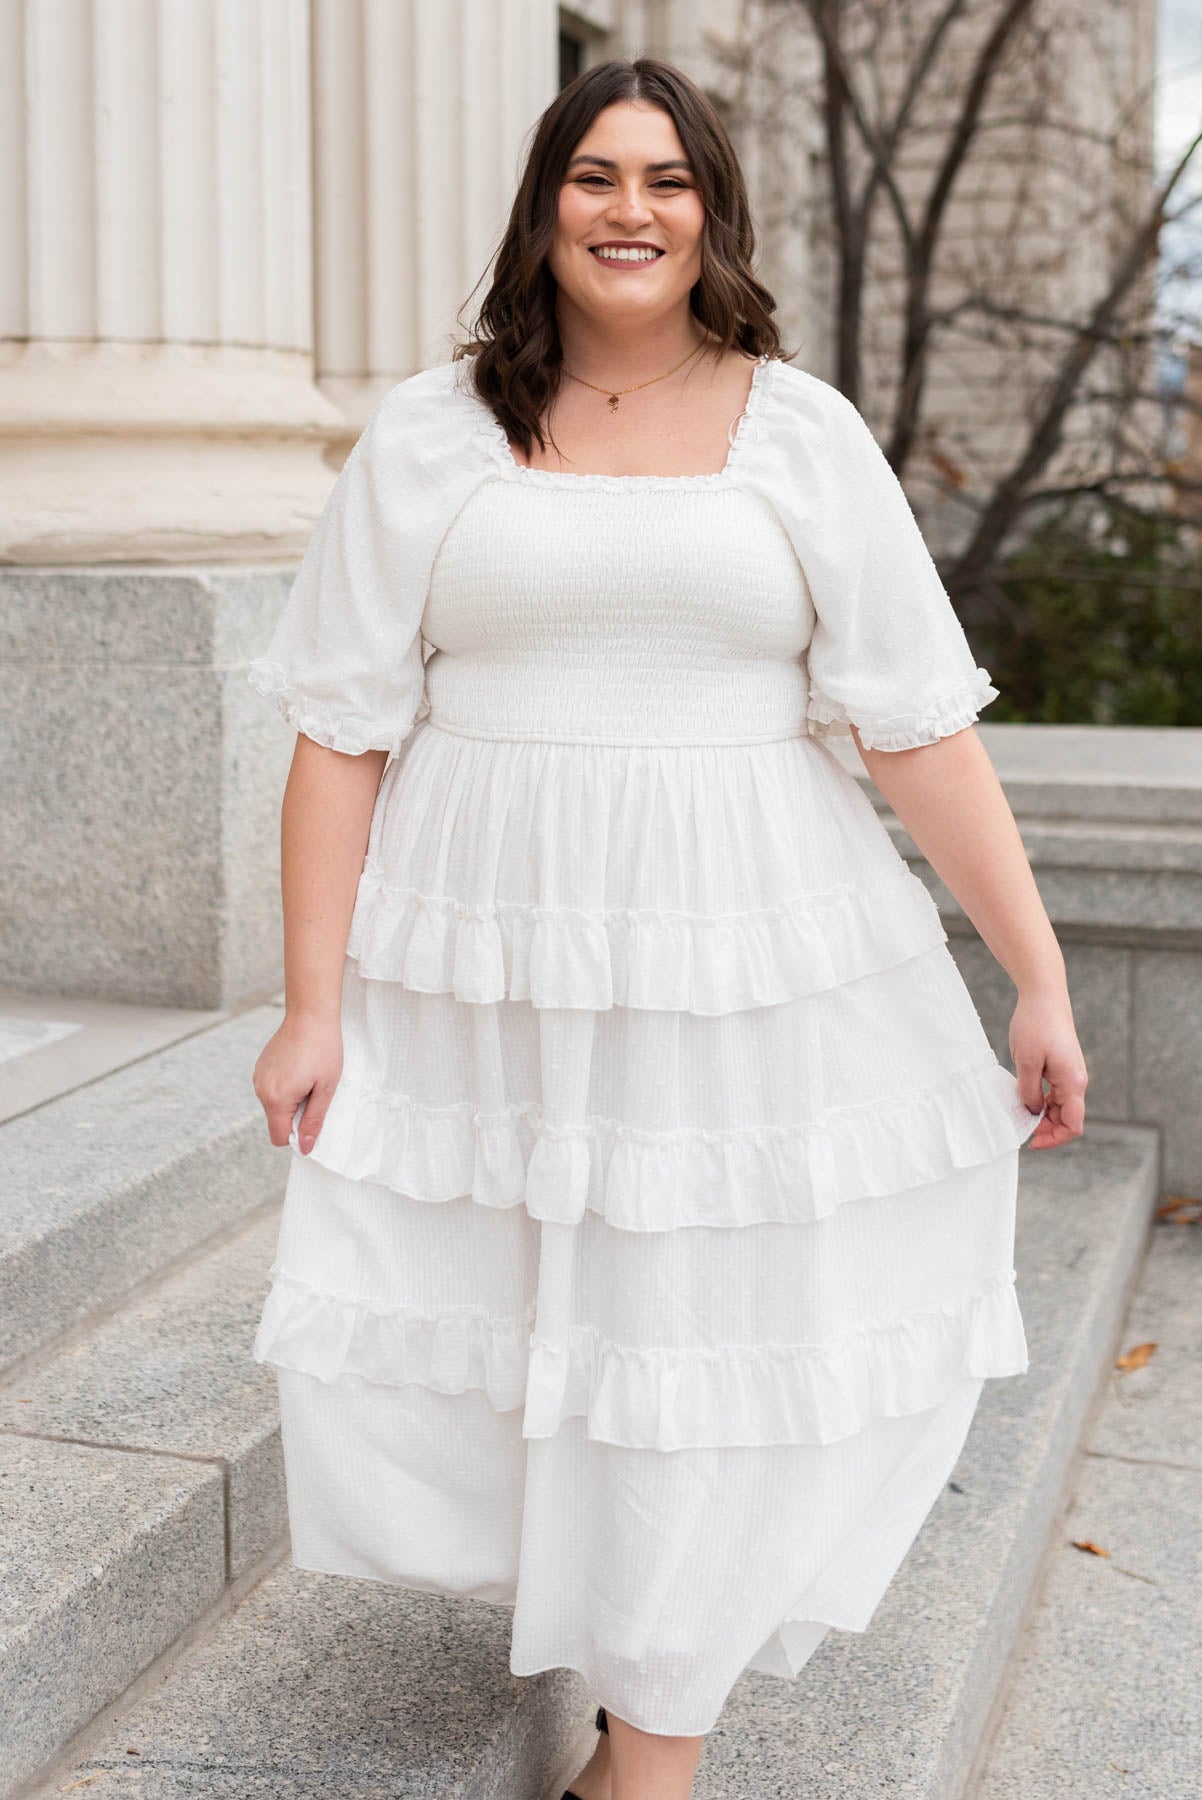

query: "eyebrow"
(566, 155), (693, 173)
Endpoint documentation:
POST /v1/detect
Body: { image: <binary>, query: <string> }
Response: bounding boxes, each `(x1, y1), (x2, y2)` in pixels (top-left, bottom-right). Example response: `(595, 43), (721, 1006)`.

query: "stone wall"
(827, 725), (1202, 1196)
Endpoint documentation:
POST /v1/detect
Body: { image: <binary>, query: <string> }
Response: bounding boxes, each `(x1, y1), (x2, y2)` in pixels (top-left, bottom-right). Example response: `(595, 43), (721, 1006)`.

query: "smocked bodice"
(421, 479), (816, 745)
(249, 349), (1000, 761)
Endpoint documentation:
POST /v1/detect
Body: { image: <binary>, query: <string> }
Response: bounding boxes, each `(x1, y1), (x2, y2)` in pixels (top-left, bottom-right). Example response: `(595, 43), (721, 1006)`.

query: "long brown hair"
(451, 57), (790, 458)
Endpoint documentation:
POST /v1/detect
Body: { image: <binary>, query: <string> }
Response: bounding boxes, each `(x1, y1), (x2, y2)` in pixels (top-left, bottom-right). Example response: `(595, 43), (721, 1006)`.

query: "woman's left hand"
(1009, 985), (1088, 1149)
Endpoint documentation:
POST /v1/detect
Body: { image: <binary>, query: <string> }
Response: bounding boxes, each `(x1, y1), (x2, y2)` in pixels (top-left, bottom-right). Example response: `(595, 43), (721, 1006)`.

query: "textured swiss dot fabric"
(248, 355), (1044, 1737)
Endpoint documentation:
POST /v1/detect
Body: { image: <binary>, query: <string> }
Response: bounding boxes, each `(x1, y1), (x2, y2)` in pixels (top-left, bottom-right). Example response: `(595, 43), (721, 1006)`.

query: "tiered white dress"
(247, 351), (1044, 1737)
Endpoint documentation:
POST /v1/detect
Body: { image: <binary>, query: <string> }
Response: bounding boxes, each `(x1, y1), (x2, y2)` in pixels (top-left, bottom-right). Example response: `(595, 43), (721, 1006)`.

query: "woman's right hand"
(252, 1012), (344, 1155)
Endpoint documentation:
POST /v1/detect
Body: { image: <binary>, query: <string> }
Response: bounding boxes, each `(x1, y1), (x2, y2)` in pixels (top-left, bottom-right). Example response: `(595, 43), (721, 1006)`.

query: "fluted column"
(311, 0), (559, 433)
(0, 0), (341, 565)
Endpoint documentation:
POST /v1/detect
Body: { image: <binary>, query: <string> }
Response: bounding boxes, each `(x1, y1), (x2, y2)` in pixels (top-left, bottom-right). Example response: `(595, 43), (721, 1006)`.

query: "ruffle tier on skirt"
(253, 719), (1043, 1737)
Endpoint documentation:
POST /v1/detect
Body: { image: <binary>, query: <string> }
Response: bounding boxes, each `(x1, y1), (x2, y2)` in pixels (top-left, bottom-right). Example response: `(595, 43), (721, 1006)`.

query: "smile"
(589, 246), (665, 264)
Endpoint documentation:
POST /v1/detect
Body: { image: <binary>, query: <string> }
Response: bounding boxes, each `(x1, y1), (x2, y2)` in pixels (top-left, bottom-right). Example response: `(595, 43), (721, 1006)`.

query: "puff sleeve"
(798, 382), (999, 751)
(247, 395), (429, 758)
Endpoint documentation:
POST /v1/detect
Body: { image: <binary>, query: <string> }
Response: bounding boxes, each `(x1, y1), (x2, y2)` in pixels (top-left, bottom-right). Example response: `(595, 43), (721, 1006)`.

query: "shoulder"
(762, 358), (887, 466)
(369, 357), (466, 425)
(766, 358), (863, 429)
(353, 356), (481, 466)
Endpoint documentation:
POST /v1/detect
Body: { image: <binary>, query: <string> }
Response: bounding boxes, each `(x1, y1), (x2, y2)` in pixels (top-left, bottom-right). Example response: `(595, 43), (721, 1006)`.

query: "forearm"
(280, 735), (388, 1022)
(853, 725), (1066, 997)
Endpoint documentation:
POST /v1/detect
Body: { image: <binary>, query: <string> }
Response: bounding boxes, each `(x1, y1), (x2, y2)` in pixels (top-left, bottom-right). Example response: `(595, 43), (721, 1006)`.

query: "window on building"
(559, 28), (586, 89)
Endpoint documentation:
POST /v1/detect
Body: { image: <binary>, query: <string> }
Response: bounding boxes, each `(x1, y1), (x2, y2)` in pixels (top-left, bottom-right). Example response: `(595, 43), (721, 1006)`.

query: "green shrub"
(970, 503), (1202, 726)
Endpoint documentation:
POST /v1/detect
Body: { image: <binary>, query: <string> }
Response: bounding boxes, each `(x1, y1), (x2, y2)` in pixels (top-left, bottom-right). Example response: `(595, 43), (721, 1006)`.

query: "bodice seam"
(421, 717), (813, 748)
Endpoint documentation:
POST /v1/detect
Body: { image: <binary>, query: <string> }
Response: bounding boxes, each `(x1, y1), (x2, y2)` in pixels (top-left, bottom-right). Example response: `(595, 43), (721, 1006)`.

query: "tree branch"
(948, 123), (1202, 598)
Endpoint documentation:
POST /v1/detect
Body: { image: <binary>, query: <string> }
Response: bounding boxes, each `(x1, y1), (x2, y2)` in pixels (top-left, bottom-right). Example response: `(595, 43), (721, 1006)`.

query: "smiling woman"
(488, 105), (770, 478)
(460, 74), (782, 485)
(247, 52), (1082, 1800)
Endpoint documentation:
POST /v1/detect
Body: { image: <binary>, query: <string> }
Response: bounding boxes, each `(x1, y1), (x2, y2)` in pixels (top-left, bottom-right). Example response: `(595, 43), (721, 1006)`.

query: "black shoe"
(559, 1706), (609, 1799)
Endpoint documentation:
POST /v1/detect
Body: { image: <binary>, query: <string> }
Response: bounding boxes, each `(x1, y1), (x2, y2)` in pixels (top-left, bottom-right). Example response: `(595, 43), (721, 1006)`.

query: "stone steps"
(0, 1207), (286, 1790)
(0, 1006), (285, 1375)
(5, 1122), (1160, 1800)
(974, 1176), (1202, 1798)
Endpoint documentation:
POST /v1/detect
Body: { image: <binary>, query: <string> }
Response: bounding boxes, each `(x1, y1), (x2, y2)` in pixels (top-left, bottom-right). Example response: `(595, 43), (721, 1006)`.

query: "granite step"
(0, 1206), (287, 1792)
(0, 985), (231, 1126)
(974, 1179), (1202, 1798)
(0, 1003), (285, 1374)
(16, 1557), (589, 1800)
(12, 1124), (1159, 1800)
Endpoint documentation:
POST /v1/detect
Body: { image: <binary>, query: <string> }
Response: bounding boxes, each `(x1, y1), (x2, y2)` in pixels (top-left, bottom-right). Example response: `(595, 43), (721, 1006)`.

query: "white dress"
(247, 352), (1044, 1738)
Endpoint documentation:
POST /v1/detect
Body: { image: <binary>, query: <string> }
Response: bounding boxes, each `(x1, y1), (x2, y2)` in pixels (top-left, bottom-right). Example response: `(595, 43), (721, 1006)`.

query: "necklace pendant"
(607, 393), (620, 412)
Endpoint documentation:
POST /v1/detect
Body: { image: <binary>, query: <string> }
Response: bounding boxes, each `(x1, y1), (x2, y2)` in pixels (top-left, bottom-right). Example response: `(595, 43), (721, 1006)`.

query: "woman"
(249, 57), (1086, 1800)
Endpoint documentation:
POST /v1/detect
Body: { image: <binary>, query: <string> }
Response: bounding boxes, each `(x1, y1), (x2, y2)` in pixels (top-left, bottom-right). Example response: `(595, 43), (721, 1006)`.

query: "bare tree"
(726, 0), (1202, 631)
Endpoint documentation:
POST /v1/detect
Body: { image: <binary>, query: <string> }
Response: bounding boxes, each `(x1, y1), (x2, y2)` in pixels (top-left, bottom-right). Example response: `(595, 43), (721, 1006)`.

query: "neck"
(554, 307), (716, 388)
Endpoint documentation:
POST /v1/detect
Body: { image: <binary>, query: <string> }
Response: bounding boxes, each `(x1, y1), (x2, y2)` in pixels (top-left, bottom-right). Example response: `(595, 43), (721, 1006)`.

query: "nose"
(605, 182), (655, 229)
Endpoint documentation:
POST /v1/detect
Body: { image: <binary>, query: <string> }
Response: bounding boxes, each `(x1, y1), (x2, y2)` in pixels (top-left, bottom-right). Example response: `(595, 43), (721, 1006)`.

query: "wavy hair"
(451, 57), (790, 459)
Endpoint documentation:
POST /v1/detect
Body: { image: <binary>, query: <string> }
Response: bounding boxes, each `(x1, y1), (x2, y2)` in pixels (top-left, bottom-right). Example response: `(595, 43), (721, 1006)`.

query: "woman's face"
(548, 99), (706, 330)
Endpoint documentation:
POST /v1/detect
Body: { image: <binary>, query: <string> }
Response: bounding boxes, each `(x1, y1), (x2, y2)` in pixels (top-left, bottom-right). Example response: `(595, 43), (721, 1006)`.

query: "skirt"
(252, 719), (1041, 1735)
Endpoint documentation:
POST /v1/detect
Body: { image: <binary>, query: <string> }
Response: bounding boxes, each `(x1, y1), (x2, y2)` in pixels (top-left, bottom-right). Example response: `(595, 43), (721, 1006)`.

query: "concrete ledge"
(0, 1007), (284, 1372)
(828, 723), (1202, 819)
(0, 1208), (285, 1578)
(0, 1435), (225, 1793)
(977, 1205), (1202, 1796)
(979, 1456), (1202, 1799)
(23, 1565), (588, 1800)
(0, 566), (294, 1008)
(0, 985), (228, 1123)
(828, 726), (1202, 1196)
(829, 724), (1202, 943)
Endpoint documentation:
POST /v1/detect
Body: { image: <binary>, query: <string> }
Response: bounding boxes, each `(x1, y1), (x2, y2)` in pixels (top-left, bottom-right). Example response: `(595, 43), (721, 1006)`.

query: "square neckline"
(474, 353), (776, 491)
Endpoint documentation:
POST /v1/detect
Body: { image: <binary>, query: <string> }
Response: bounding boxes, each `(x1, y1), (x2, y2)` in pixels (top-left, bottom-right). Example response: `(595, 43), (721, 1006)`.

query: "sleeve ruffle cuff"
(247, 657), (425, 758)
(805, 666), (999, 752)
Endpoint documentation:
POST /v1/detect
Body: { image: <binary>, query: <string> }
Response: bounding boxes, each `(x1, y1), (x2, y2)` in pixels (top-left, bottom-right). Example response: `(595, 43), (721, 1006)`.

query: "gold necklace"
(561, 338), (710, 412)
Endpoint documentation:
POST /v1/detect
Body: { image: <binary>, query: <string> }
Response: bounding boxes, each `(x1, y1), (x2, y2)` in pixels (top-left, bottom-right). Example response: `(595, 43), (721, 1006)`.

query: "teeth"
(592, 246), (662, 262)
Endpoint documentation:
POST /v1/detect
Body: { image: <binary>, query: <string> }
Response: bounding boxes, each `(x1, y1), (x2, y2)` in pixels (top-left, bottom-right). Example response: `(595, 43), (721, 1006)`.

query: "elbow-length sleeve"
(796, 380), (999, 752)
(247, 395), (430, 758)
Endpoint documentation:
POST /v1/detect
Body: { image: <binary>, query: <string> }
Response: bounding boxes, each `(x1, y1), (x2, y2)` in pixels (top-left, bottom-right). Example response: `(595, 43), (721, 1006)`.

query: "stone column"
(0, 0), (560, 1011)
(0, 0), (341, 565)
(0, 0), (336, 1010)
(310, 0), (559, 435)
